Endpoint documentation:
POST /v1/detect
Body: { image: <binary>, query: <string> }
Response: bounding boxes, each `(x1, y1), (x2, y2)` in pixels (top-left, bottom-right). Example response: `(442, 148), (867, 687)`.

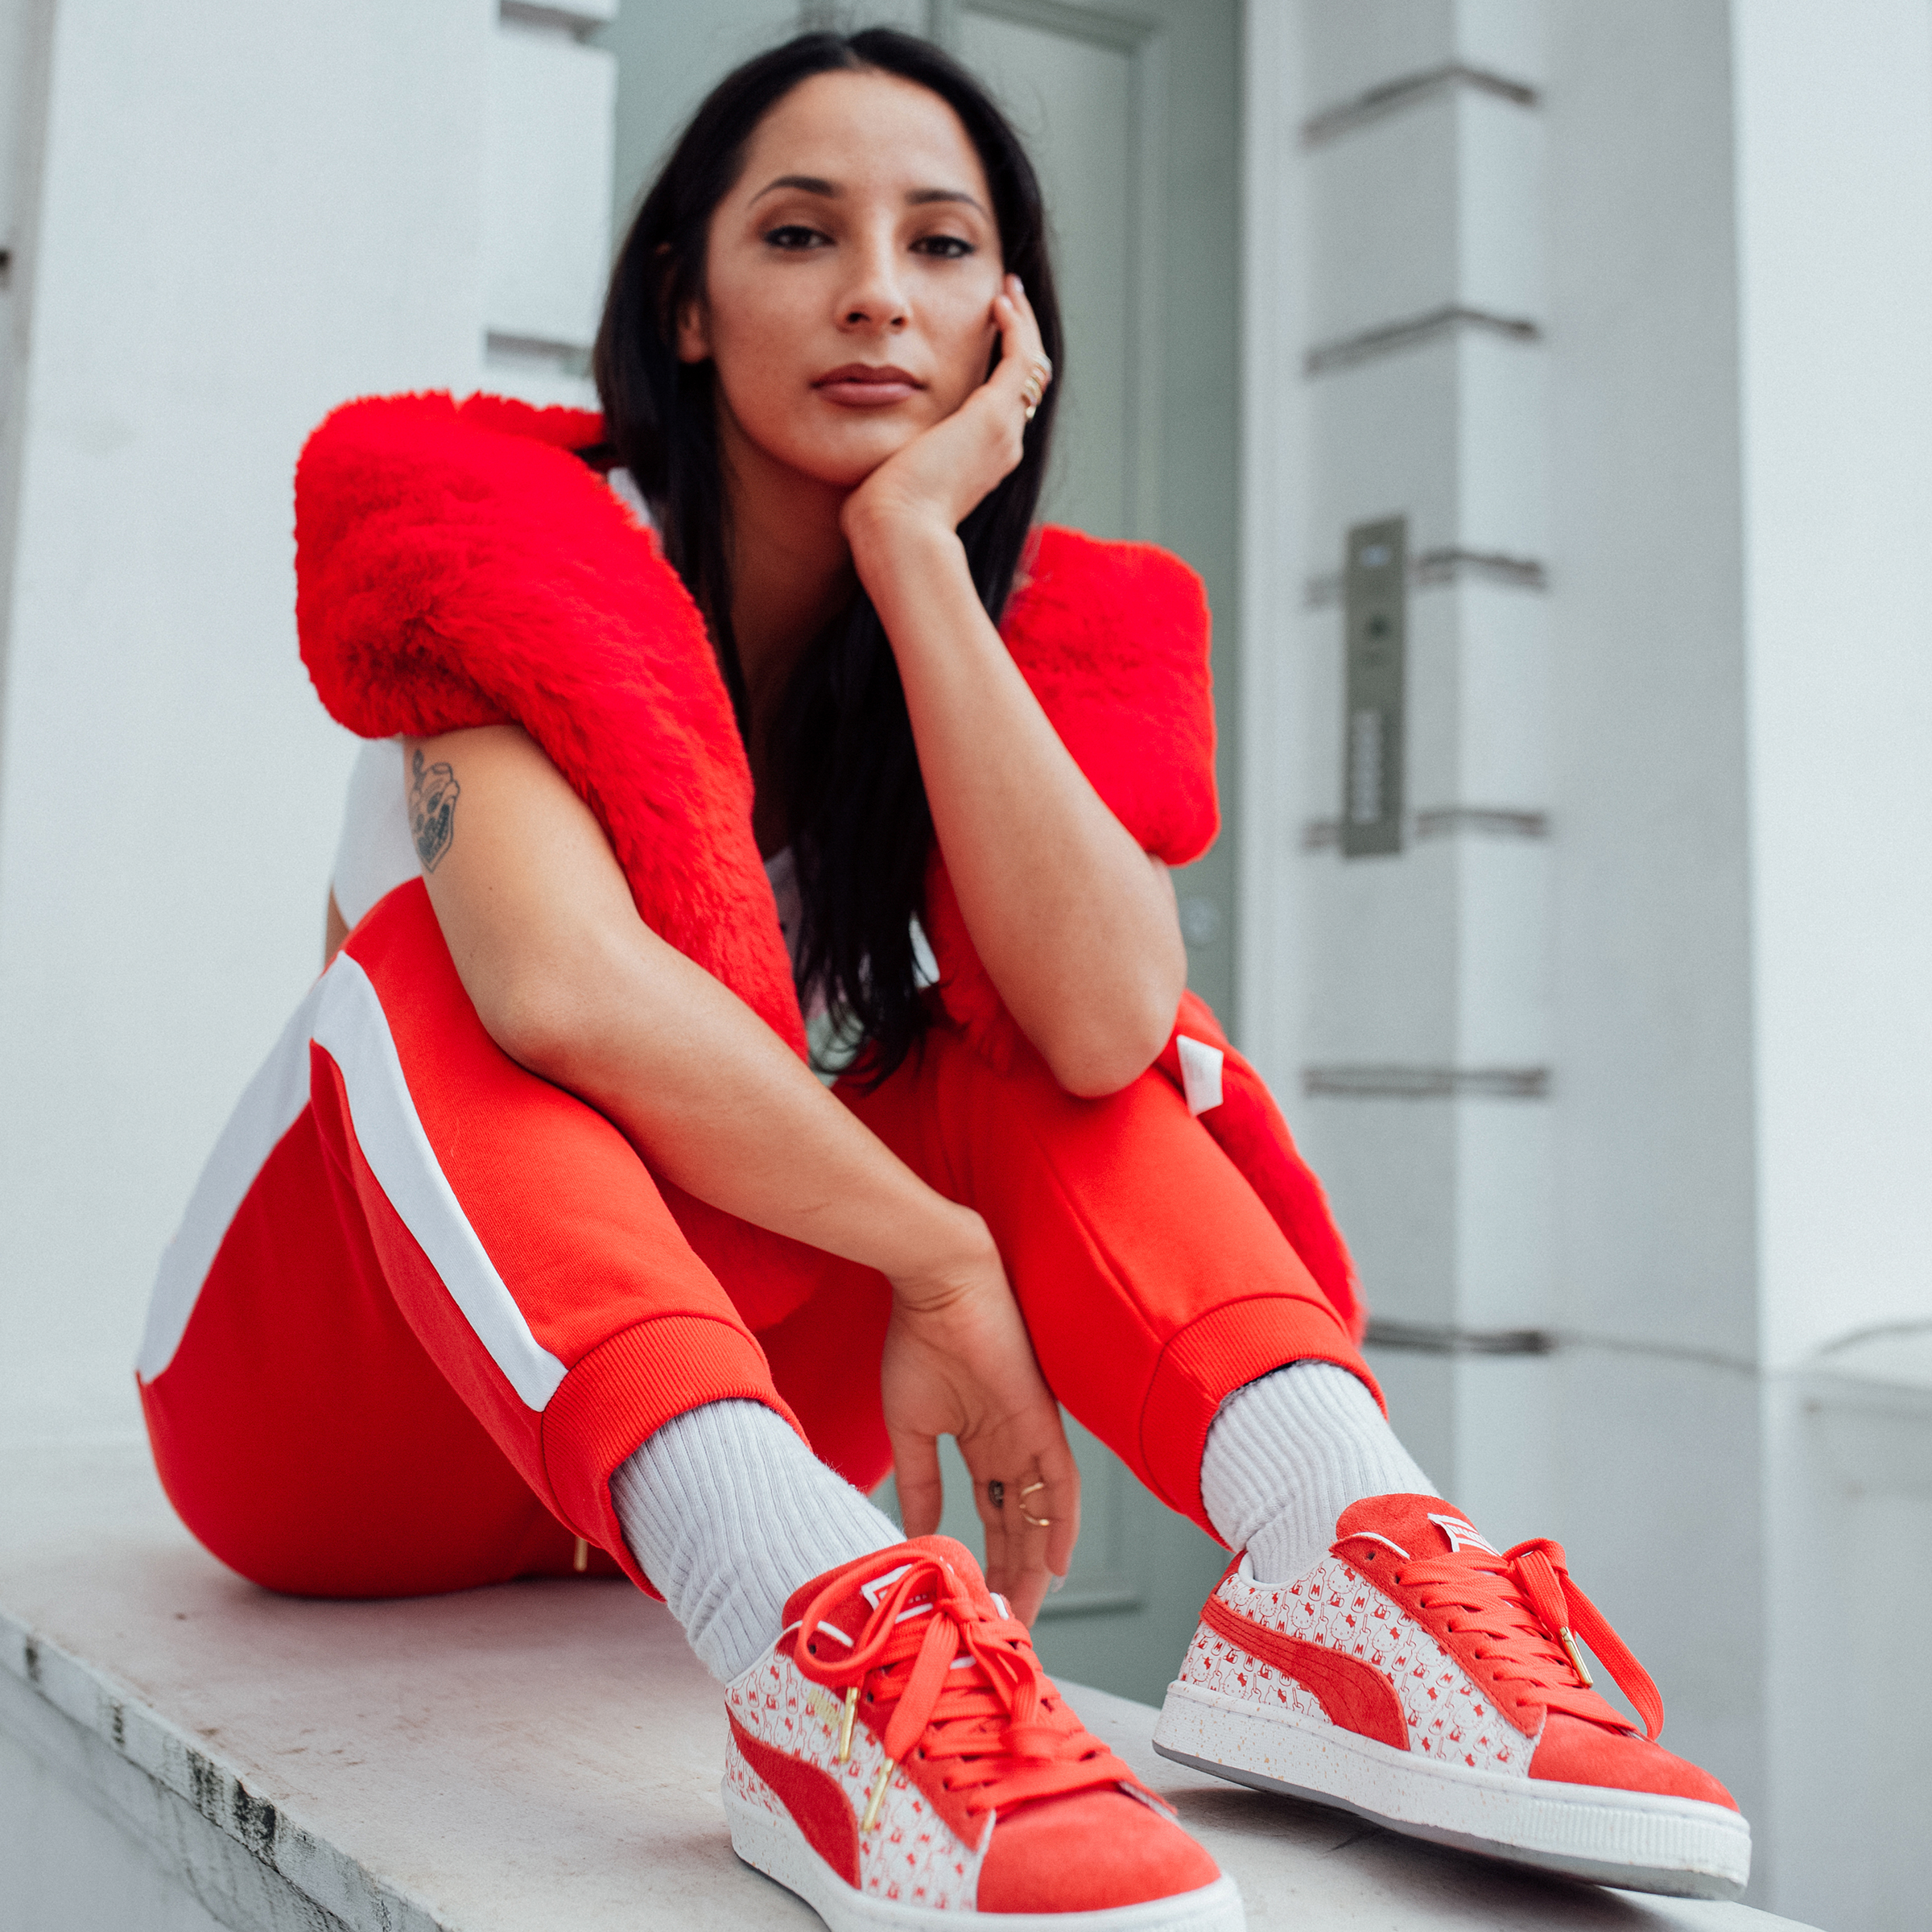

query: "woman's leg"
(139, 878), (890, 1624)
(836, 1017), (1424, 1546)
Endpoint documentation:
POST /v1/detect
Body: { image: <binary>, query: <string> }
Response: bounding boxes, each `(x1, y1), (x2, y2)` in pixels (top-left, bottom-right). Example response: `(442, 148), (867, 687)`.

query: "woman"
(138, 29), (1749, 1926)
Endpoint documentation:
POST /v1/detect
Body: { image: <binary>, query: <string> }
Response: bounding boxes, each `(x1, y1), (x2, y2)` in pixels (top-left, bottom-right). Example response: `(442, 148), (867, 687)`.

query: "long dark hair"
(592, 28), (1062, 1079)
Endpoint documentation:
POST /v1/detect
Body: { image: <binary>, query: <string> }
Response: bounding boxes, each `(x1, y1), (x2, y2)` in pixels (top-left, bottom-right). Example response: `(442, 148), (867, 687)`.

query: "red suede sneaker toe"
(976, 1789), (1223, 1912)
(1530, 1711), (1739, 1809)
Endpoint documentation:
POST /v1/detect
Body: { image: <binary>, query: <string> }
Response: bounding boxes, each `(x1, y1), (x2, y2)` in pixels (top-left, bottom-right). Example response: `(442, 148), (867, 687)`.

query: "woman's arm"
(844, 280), (1188, 1097)
(407, 722), (1079, 1615)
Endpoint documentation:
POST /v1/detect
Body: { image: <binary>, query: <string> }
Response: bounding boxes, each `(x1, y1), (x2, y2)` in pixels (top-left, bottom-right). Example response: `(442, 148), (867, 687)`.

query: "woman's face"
(682, 69), (1005, 493)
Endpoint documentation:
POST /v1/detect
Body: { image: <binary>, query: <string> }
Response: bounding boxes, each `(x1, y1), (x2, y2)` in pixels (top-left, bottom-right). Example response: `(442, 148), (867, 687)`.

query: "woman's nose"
(838, 233), (909, 333)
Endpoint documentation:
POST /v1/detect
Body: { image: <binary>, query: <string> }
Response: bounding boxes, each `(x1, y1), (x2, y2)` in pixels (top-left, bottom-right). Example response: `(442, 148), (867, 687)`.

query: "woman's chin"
(770, 427), (927, 495)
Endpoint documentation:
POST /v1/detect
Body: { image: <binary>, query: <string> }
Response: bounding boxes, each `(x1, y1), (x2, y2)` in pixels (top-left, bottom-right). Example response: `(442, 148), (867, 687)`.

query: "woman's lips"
(812, 364), (923, 408)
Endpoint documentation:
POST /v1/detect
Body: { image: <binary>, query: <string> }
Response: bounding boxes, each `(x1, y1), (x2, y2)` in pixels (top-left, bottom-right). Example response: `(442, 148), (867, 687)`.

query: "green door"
(598, 0), (1243, 1705)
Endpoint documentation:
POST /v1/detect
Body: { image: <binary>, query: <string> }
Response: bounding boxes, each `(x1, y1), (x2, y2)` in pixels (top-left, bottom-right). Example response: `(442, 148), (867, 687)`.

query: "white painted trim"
(1235, 0), (1311, 1096)
(138, 958), (568, 1411)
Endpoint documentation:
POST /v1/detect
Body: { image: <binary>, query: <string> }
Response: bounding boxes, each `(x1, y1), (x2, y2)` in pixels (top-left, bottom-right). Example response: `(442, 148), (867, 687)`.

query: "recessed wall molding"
(484, 329), (591, 374)
(1307, 547), (1547, 608)
(1306, 304), (1541, 378)
(1302, 1064), (1551, 1100)
(500, 1), (614, 36)
(1364, 1319), (1555, 1356)
(1414, 806), (1549, 840)
(1302, 807), (1549, 850)
(1301, 62), (1539, 149)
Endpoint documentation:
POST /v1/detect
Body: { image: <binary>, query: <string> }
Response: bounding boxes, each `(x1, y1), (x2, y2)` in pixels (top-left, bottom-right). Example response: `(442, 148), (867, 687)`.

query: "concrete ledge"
(0, 1442), (1814, 1931)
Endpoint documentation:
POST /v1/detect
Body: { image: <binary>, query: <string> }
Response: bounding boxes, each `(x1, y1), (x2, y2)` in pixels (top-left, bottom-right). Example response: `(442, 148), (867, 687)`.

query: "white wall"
(0, 1), (493, 1443)
(1542, 1), (1761, 1363)
(1732, 0), (1932, 1370)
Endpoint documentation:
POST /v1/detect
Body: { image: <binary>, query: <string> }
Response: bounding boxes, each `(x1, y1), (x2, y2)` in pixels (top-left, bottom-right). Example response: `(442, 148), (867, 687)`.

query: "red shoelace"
(1389, 1538), (1664, 1739)
(792, 1550), (1142, 1826)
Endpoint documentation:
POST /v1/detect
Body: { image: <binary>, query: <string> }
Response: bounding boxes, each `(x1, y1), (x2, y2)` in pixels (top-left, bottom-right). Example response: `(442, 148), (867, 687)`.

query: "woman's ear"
(675, 295), (712, 365)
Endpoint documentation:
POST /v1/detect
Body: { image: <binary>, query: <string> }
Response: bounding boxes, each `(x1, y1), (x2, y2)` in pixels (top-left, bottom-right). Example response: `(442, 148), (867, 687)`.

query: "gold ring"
(1021, 1509), (1051, 1529)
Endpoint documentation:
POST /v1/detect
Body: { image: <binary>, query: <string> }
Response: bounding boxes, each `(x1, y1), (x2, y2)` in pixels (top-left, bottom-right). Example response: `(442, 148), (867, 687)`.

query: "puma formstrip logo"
(1427, 1513), (1501, 1556)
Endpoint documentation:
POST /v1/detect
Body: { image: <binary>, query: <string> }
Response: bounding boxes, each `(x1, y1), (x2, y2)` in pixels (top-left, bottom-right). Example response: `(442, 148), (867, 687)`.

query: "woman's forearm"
(852, 517), (1187, 1094)
(411, 725), (989, 1294)
(521, 917), (989, 1287)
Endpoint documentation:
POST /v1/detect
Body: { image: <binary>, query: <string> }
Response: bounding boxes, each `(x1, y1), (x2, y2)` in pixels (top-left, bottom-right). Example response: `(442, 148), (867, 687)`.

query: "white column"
(1282, 1), (1555, 1513)
(1732, 4), (1932, 1922)
(0, 0), (555, 1445)
(482, 1), (615, 408)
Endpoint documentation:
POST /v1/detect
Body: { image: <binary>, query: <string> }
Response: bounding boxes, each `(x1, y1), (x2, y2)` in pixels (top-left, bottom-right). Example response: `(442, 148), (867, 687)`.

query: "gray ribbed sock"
(1200, 1360), (1435, 1583)
(612, 1399), (901, 1682)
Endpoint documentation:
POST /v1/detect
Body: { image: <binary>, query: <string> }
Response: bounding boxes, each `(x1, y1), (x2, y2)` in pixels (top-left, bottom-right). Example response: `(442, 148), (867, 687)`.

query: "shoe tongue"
(1332, 1493), (1505, 1562)
(782, 1535), (995, 1646)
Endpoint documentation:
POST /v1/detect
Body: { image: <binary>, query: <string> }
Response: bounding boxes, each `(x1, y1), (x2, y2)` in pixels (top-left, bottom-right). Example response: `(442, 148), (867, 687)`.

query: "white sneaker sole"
(1153, 1680), (1750, 1901)
(722, 1778), (1245, 1930)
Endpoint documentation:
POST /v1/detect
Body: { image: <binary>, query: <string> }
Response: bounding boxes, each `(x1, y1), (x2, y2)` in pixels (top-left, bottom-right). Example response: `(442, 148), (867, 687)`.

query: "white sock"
(611, 1399), (901, 1682)
(1200, 1360), (1435, 1583)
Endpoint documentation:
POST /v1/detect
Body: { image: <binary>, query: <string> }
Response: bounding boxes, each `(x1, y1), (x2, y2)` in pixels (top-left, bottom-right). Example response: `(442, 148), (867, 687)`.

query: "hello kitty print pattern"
(723, 1643), (990, 1911)
(1178, 1554), (1536, 1777)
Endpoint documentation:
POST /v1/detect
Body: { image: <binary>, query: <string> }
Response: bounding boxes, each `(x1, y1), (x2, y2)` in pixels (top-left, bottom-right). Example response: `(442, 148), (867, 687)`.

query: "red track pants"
(138, 881), (1368, 1600)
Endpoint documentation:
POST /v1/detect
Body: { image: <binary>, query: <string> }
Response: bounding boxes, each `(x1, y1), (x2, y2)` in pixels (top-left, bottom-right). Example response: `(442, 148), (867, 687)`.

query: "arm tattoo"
(410, 747), (460, 873)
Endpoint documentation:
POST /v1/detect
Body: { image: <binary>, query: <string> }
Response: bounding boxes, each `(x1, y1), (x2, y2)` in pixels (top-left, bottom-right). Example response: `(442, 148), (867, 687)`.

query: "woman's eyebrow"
(906, 187), (985, 213)
(753, 173), (838, 201)
(749, 175), (985, 216)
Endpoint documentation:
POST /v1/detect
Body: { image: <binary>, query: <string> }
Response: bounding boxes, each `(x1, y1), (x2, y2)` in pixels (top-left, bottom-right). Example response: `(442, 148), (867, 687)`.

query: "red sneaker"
(723, 1536), (1241, 1927)
(1153, 1496), (1750, 1899)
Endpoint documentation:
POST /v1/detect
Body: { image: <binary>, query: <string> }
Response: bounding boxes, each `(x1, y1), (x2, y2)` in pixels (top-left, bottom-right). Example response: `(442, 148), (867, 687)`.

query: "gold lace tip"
(861, 1759), (895, 1831)
(572, 1536), (589, 1573)
(837, 1686), (859, 1761)
(1558, 1627), (1594, 1688)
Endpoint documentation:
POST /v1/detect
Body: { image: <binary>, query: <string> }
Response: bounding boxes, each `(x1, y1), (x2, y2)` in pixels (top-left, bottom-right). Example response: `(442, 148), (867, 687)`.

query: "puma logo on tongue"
(1428, 1513), (1501, 1557)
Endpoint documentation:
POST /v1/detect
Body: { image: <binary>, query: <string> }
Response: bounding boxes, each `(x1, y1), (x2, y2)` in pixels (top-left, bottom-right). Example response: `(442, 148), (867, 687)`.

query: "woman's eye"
(912, 234), (975, 260)
(763, 224), (828, 251)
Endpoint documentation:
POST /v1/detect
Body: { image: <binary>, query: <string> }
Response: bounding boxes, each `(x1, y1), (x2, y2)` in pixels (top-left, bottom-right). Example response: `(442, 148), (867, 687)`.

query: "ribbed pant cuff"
(539, 1314), (802, 1595)
(1137, 1293), (1380, 1538)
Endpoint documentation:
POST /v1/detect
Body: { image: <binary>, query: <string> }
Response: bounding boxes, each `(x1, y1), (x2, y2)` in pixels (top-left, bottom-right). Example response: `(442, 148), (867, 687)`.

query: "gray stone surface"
(0, 1439), (1816, 1931)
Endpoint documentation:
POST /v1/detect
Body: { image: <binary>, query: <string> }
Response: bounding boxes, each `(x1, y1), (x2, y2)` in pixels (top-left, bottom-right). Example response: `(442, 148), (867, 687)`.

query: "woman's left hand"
(840, 274), (1052, 559)
(881, 1220), (1081, 1624)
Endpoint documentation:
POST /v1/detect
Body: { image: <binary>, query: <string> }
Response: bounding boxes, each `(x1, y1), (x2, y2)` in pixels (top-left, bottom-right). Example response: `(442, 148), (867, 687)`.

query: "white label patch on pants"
(1176, 1034), (1225, 1117)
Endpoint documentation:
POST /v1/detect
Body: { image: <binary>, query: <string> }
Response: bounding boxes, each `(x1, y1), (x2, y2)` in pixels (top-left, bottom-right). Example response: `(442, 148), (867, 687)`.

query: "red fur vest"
(295, 392), (1362, 1340)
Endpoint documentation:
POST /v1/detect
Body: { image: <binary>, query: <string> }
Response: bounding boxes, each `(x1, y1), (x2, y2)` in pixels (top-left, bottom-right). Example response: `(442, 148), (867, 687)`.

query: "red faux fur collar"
(295, 393), (1360, 1343)
(295, 390), (1218, 1063)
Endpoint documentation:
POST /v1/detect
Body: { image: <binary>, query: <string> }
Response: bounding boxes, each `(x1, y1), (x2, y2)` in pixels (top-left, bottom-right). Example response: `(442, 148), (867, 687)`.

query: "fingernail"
(1047, 1571), (1067, 1595)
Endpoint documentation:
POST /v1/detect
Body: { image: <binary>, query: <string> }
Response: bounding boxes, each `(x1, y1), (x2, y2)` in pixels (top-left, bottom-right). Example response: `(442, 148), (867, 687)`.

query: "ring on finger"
(1020, 1509), (1051, 1529)
(1019, 1480), (1046, 1499)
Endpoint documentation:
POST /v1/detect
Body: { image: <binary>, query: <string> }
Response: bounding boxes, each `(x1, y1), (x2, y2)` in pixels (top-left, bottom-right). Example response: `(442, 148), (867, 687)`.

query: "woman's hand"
(881, 1214), (1080, 1624)
(840, 274), (1052, 563)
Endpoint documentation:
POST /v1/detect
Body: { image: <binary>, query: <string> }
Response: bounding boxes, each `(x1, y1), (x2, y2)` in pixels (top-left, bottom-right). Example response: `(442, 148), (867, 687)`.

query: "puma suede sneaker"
(723, 1536), (1243, 1928)
(1152, 1495), (1750, 1900)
